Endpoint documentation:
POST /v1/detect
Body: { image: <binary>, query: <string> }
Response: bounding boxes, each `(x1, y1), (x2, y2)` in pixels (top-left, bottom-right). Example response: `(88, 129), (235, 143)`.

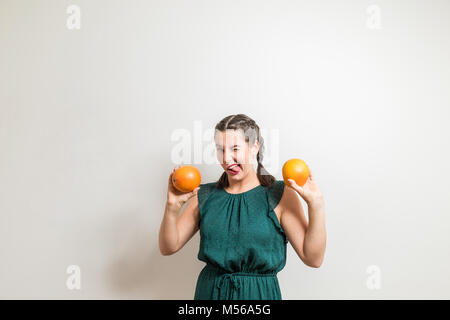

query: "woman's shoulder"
(199, 181), (219, 191)
(265, 179), (286, 211)
(264, 179), (285, 193)
(198, 182), (220, 197)
(197, 182), (220, 210)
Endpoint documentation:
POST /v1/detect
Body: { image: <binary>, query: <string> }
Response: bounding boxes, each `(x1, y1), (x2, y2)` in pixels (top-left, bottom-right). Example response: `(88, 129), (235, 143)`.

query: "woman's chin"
(227, 171), (242, 178)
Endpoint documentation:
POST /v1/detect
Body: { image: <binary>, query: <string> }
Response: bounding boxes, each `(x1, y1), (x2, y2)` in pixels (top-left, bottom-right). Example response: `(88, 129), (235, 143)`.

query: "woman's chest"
(200, 208), (279, 244)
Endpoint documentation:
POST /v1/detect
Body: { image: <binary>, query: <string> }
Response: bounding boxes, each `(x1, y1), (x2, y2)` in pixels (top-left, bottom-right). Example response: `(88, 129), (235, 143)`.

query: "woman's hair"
(215, 114), (276, 189)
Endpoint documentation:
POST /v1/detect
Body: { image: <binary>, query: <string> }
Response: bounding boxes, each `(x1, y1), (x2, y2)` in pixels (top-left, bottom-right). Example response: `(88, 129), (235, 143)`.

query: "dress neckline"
(222, 184), (262, 196)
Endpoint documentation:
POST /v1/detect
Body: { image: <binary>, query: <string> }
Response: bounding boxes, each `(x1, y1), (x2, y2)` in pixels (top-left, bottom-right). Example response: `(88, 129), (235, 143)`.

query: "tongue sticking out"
(229, 165), (241, 173)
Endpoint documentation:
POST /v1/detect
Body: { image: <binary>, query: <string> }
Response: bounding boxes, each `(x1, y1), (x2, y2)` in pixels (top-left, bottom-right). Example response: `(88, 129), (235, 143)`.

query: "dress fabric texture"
(194, 180), (287, 300)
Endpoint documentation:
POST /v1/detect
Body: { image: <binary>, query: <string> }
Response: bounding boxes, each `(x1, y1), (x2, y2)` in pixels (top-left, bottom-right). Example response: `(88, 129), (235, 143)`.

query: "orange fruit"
(282, 158), (310, 187)
(172, 165), (201, 193)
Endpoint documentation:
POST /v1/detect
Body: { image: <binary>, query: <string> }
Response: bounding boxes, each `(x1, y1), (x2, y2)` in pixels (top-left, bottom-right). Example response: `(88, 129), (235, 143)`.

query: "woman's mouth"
(227, 164), (241, 175)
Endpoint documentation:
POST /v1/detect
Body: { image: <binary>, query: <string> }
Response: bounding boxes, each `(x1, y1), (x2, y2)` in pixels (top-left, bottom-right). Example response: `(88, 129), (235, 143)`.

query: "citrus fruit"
(172, 165), (201, 192)
(282, 158), (310, 187)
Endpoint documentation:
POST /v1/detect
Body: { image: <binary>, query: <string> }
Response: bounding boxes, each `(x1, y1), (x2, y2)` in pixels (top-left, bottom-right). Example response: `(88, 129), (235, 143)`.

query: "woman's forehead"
(214, 129), (246, 146)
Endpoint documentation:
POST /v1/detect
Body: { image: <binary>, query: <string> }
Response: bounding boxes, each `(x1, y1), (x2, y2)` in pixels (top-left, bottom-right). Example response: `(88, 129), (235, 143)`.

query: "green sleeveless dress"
(194, 180), (287, 300)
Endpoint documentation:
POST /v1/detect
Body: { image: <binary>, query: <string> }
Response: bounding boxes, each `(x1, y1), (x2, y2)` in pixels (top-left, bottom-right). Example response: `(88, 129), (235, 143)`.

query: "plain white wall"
(1, 0), (450, 299)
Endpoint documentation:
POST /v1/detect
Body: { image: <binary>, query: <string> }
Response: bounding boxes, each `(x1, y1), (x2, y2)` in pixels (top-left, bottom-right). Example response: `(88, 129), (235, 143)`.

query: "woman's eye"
(216, 148), (238, 152)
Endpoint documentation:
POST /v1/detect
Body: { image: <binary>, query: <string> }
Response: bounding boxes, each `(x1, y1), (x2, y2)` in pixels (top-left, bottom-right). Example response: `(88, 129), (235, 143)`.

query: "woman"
(159, 114), (326, 300)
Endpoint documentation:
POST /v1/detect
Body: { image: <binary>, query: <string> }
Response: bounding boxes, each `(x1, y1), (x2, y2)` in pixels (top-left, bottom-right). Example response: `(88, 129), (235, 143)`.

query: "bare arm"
(159, 202), (182, 255)
(279, 187), (312, 266)
(303, 201), (326, 267)
(280, 187), (326, 268)
(158, 166), (200, 256)
(283, 169), (327, 268)
(159, 195), (200, 255)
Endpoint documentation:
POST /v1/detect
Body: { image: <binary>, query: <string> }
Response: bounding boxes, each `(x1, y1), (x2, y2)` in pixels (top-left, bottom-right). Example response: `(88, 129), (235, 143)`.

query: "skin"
(159, 129), (327, 268)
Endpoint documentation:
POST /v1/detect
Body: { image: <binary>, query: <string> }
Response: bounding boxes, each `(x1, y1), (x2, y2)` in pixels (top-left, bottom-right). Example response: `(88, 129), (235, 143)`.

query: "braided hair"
(215, 114), (276, 188)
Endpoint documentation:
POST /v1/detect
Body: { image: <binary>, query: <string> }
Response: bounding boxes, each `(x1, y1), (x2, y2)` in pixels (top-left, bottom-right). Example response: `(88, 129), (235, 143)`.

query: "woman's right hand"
(167, 165), (200, 208)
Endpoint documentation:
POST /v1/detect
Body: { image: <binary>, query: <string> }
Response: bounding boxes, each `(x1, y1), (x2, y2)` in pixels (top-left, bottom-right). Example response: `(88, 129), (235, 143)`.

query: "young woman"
(159, 114), (326, 300)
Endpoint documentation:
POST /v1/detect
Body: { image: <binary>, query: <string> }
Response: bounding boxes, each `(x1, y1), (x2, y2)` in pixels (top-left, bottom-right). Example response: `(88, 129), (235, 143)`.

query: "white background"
(1, 0), (449, 299)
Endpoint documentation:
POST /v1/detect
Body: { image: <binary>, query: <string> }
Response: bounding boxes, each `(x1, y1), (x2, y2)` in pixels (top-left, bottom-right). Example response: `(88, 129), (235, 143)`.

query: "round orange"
(172, 165), (201, 193)
(282, 158), (310, 187)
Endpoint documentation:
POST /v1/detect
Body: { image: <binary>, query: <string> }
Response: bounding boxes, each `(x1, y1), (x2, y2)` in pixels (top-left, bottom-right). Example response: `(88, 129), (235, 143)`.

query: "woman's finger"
(169, 166), (179, 184)
(190, 187), (200, 197)
(184, 188), (199, 202)
(287, 179), (304, 196)
(308, 168), (313, 179)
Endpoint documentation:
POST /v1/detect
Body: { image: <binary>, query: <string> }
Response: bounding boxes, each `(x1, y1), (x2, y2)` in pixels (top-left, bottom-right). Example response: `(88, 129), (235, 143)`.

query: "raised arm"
(159, 166), (200, 256)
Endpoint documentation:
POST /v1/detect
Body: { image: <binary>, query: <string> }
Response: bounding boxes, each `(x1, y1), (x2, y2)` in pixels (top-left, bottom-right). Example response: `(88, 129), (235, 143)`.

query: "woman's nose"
(222, 153), (235, 165)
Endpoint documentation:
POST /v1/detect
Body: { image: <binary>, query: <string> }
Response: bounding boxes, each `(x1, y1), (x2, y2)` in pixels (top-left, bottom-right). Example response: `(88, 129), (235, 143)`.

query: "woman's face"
(215, 129), (259, 181)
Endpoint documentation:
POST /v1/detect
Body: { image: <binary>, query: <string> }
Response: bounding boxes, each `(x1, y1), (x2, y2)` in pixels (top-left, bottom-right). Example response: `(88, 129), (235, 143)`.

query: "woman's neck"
(226, 171), (260, 193)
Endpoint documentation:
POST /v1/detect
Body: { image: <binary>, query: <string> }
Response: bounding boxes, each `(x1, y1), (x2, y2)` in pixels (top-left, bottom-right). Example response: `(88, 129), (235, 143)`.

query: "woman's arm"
(159, 166), (200, 256)
(279, 187), (326, 268)
(303, 200), (326, 267)
(281, 168), (327, 268)
(159, 195), (200, 256)
(159, 202), (182, 256)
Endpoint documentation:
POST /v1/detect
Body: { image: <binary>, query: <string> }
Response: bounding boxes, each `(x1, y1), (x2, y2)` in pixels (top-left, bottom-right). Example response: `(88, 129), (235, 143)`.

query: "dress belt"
(216, 273), (241, 290)
(206, 264), (277, 298)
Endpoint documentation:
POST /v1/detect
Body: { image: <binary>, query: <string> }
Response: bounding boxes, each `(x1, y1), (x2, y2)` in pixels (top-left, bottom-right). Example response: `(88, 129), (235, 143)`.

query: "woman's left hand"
(287, 169), (324, 207)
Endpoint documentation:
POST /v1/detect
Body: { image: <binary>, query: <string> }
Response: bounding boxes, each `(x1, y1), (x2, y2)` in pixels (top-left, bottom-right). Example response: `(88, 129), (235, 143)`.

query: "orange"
(282, 158), (310, 187)
(172, 165), (201, 193)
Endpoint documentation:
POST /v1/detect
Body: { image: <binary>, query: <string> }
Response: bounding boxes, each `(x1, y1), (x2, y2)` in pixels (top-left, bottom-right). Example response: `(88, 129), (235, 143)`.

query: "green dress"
(194, 180), (287, 300)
